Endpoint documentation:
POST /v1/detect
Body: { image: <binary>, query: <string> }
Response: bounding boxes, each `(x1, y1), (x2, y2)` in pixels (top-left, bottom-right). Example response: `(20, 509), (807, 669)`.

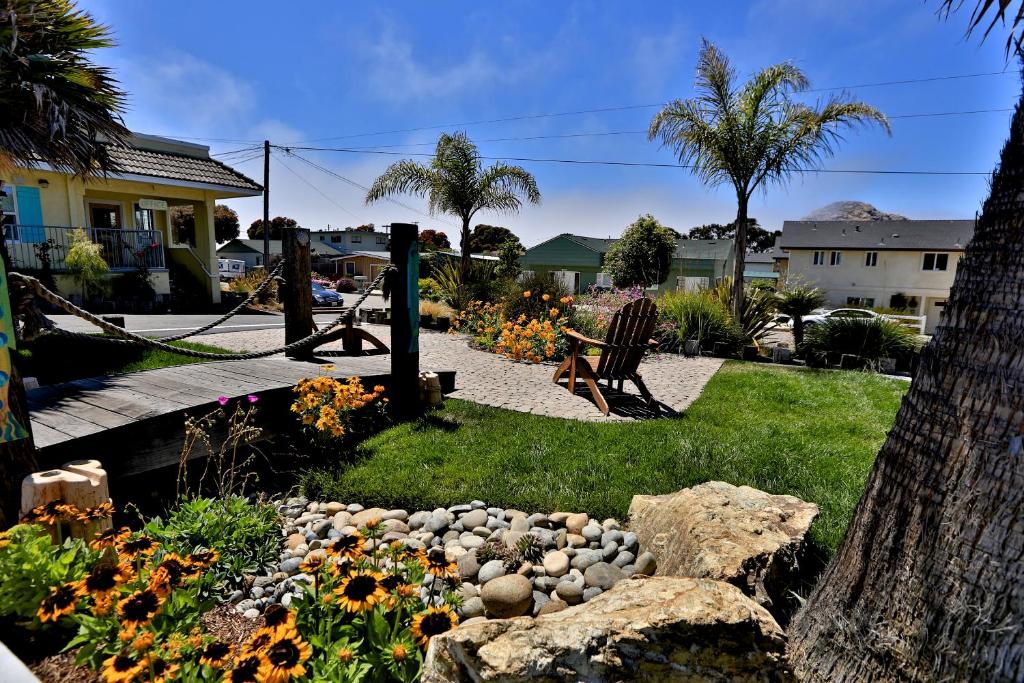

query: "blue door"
(14, 187), (44, 243)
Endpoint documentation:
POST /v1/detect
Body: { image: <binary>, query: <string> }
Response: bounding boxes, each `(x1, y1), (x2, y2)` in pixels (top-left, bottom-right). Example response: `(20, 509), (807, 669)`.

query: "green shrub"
(418, 277), (442, 302)
(144, 496), (279, 597)
(712, 278), (778, 344)
(431, 259), (503, 310)
(0, 524), (96, 624)
(658, 289), (743, 353)
(500, 272), (571, 322)
(802, 317), (923, 368)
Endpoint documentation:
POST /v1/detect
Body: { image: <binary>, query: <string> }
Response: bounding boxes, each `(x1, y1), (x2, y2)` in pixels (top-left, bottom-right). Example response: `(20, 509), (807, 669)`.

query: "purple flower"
(246, 394), (259, 404)
(217, 395), (229, 406)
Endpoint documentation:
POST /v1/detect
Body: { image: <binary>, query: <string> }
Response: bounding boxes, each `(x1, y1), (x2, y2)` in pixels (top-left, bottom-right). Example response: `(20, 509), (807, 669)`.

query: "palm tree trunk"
(792, 316), (805, 351)
(787, 80), (1024, 682)
(460, 216), (472, 284)
(732, 196), (748, 319)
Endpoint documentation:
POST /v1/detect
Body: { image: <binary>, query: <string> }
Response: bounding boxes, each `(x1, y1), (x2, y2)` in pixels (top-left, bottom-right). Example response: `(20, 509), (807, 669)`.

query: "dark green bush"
(802, 317), (923, 368)
(500, 271), (571, 321)
(144, 496), (279, 598)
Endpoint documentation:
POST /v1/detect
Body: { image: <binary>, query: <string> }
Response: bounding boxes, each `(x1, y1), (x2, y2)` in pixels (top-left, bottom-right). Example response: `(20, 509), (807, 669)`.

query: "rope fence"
(11, 265), (395, 361)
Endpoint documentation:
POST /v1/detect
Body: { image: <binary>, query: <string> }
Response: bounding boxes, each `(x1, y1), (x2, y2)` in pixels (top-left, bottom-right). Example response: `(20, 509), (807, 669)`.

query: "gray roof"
(780, 220), (974, 251)
(745, 252), (773, 263)
(105, 144), (262, 193)
(674, 239), (734, 261)
(563, 234), (618, 252)
(218, 239), (282, 255)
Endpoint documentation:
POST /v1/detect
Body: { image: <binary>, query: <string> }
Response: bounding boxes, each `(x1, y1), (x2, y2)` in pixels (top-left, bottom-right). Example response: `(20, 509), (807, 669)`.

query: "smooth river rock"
(479, 574), (533, 618)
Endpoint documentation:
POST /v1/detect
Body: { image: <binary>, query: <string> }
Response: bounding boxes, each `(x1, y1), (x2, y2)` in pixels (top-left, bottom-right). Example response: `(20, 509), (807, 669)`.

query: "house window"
(923, 253), (948, 271)
(595, 272), (612, 288)
(345, 262), (355, 276)
(319, 234), (326, 241)
(376, 235), (386, 245)
(846, 297), (875, 307)
(1, 185), (18, 241)
(329, 235), (341, 243)
(864, 251), (878, 267)
(134, 205), (155, 230)
(812, 250), (825, 266)
(830, 251), (842, 266)
(351, 234), (362, 243)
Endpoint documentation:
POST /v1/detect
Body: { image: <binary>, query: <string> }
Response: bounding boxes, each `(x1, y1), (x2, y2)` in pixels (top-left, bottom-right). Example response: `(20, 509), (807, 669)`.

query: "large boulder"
(628, 481), (818, 618)
(422, 577), (792, 682)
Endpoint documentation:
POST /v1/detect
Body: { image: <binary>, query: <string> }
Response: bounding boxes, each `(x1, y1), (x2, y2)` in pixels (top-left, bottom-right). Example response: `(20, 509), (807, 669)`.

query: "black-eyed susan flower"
(23, 500), (65, 525)
(411, 605), (458, 648)
(102, 653), (142, 683)
(78, 501), (115, 522)
(225, 653), (264, 683)
(185, 548), (219, 569)
(118, 588), (162, 629)
(37, 582), (83, 622)
(131, 631), (154, 652)
(149, 554), (198, 596)
(337, 646), (354, 664)
(117, 535), (159, 560)
(200, 640), (233, 667)
(80, 562), (131, 597)
(90, 526), (131, 551)
(92, 592), (115, 616)
(262, 604), (296, 632)
(241, 627), (276, 656)
(54, 502), (82, 522)
(298, 553), (326, 575)
(259, 631), (312, 683)
(332, 570), (387, 613)
(143, 655), (178, 683)
(328, 531), (364, 560)
(417, 548), (458, 578)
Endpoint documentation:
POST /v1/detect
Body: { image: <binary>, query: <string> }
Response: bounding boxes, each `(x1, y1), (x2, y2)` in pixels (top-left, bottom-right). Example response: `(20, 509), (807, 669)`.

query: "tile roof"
(106, 145), (262, 193)
(780, 220), (975, 251)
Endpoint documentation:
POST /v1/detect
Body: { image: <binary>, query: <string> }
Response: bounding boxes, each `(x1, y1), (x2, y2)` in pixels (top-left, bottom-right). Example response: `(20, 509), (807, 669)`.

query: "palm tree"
(0, 0), (127, 527)
(789, 7), (1024, 676)
(648, 39), (889, 319)
(0, 0), (128, 176)
(774, 282), (826, 350)
(365, 132), (540, 280)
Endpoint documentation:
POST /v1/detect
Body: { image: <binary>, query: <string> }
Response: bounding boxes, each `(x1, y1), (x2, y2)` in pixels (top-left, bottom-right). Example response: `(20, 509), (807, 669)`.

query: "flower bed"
(450, 292), (576, 363)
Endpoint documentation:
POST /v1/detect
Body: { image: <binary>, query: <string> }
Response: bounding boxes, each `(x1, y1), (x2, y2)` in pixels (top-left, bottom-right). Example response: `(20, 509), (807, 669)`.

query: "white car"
(801, 308), (881, 327)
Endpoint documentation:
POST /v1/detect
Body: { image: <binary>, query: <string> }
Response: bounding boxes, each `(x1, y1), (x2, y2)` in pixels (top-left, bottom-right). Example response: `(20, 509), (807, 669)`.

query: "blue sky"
(86, 0), (1018, 245)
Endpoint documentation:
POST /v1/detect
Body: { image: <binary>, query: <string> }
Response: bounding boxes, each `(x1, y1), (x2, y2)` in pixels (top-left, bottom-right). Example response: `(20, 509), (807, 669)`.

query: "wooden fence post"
(282, 227), (313, 359)
(389, 223), (420, 417)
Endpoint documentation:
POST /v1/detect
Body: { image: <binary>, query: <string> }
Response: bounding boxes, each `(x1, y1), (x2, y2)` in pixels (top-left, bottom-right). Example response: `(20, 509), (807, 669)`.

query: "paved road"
(48, 292), (391, 337)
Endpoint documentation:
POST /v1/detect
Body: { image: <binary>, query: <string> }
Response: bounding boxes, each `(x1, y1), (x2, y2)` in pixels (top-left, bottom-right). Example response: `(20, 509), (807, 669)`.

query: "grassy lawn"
(19, 336), (240, 384)
(301, 362), (908, 555)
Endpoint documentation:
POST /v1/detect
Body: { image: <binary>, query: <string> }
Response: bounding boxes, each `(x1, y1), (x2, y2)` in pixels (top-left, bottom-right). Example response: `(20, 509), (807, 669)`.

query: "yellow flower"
(411, 605), (458, 648)
(523, 290), (531, 298)
(102, 653), (143, 683)
(332, 571), (387, 612)
(258, 630), (312, 683)
(37, 582), (83, 622)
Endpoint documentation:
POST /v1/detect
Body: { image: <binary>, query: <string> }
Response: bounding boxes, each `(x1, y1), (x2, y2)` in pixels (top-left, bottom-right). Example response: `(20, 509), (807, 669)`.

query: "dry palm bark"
(787, 81), (1024, 681)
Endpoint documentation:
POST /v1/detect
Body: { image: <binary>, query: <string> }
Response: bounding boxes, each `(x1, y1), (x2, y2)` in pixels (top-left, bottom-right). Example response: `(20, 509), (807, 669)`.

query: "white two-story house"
(779, 219), (975, 334)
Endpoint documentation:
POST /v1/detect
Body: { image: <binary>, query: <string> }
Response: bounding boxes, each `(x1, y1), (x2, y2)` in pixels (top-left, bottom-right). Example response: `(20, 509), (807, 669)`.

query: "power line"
(280, 144), (992, 176)
(286, 70), (1018, 144)
(330, 107), (1014, 152)
(280, 150), (459, 227)
(271, 151), (364, 222)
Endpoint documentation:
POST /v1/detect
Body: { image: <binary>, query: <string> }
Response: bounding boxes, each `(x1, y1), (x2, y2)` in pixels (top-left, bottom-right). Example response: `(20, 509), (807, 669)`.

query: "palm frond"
(940, 0), (1024, 55)
(476, 163), (541, 215)
(364, 160), (435, 205)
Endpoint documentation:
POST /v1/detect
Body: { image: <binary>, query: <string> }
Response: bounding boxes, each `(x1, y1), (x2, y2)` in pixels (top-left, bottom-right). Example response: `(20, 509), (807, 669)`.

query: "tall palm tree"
(648, 39), (889, 318)
(365, 132), (540, 280)
(0, 0), (127, 527)
(0, 0), (128, 176)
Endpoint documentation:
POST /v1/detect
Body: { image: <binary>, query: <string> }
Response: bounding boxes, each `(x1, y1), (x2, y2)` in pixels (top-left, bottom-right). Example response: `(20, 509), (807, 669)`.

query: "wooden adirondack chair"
(552, 298), (659, 415)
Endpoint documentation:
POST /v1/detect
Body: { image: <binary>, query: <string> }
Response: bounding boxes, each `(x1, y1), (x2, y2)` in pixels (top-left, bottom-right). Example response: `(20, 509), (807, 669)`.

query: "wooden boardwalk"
(25, 356), (432, 477)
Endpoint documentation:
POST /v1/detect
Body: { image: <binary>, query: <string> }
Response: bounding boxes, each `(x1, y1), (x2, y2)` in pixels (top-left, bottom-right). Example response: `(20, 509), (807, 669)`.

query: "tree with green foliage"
(214, 204), (240, 242)
(469, 224), (522, 254)
(688, 218), (780, 252)
(419, 229), (450, 251)
(65, 227), (108, 301)
(774, 282), (826, 350)
(170, 203), (239, 245)
(494, 239), (522, 279)
(603, 214), (676, 288)
(366, 131), (540, 280)
(247, 216), (299, 240)
(649, 39), (888, 317)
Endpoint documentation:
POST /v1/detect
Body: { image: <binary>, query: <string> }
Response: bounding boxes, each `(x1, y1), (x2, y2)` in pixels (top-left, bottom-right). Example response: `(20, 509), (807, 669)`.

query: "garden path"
(200, 325), (725, 422)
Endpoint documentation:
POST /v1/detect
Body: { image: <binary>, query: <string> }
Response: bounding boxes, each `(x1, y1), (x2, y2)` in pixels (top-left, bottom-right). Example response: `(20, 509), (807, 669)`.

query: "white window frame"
(812, 250), (825, 266)
(864, 251), (878, 267)
(922, 252), (948, 271)
(595, 272), (612, 288)
(1, 184), (20, 242)
(830, 250), (842, 266)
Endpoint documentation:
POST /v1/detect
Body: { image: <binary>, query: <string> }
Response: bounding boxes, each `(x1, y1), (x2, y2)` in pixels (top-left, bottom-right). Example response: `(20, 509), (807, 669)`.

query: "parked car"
(802, 308), (881, 327)
(312, 281), (342, 306)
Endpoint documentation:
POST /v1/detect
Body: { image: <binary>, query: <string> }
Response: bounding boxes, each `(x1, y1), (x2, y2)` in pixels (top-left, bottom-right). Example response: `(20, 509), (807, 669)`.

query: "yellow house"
(0, 133), (262, 305)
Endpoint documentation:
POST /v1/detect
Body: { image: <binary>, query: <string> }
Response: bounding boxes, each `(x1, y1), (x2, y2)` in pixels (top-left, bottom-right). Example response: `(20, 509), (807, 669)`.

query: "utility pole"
(262, 140), (270, 269)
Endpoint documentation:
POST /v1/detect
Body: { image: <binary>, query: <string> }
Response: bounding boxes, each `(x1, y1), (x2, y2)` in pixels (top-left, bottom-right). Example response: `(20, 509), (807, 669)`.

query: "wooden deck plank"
(30, 408), (106, 438)
(42, 398), (135, 429)
(29, 420), (75, 449)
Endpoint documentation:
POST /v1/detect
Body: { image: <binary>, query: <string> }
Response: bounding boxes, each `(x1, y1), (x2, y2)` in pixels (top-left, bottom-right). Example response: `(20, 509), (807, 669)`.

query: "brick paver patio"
(200, 325), (724, 422)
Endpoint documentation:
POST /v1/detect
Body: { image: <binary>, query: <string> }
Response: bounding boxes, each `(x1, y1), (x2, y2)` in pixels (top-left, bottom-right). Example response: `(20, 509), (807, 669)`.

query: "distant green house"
(519, 233), (735, 295)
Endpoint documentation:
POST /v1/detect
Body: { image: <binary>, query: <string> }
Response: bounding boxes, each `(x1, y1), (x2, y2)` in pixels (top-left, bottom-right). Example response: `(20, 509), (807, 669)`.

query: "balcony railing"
(4, 225), (165, 273)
